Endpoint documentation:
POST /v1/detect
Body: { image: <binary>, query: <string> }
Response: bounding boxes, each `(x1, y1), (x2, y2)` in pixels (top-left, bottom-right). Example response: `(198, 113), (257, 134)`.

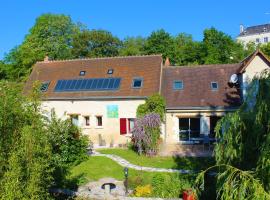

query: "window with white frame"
(173, 80), (183, 90)
(70, 115), (79, 126)
(132, 78), (143, 88)
(211, 82), (218, 90)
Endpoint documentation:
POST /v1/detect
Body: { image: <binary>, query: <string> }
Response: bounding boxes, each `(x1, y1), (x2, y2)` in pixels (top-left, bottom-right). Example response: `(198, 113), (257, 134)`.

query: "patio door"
(179, 117), (200, 141)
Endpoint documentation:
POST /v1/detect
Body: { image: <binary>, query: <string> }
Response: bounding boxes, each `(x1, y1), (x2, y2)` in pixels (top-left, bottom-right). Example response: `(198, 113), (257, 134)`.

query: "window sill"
(83, 126), (91, 129)
(95, 126), (104, 129)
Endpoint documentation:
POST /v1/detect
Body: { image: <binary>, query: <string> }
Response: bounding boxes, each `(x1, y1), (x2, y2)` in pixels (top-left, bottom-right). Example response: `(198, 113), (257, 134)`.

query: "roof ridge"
(165, 63), (240, 69)
(37, 54), (162, 63)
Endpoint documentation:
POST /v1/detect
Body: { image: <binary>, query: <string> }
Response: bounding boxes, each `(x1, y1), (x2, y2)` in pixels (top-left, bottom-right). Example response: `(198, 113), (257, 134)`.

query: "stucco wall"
(242, 55), (270, 98)
(42, 99), (145, 147)
(237, 32), (270, 46)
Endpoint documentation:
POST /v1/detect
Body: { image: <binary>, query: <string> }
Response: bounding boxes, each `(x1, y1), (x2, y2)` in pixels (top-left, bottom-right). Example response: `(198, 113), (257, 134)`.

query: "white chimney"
(240, 24), (244, 34)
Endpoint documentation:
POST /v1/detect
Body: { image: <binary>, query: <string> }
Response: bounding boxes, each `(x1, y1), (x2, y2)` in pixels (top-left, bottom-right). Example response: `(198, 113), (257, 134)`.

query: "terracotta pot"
(183, 189), (195, 200)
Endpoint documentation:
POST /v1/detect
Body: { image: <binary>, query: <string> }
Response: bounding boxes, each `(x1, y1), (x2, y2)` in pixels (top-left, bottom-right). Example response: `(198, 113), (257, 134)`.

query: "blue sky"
(1, 0), (270, 59)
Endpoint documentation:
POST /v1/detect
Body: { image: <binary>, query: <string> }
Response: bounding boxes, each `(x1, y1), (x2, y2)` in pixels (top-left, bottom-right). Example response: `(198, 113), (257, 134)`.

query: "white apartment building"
(237, 24), (270, 46)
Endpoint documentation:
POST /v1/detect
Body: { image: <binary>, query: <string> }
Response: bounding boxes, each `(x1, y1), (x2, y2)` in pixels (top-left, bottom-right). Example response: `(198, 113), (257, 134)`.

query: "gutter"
(166, 106), (239, 112)
(43, 96), (149, 101)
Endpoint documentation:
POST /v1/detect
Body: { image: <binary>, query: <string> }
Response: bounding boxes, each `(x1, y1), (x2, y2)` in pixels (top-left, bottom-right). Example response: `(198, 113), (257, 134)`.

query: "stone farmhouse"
(25, 50), (270, 147)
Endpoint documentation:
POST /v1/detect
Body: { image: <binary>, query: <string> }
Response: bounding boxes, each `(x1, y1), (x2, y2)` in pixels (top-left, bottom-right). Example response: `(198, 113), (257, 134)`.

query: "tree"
(119, 36), (145, 56)
(195, 71), (270, 199)
(143, 29), (175, 63)
(72, 29), (121, 58)
(260, 42), (270, 58)
(0, 82), (89, 198)
(5, 14), (79, 80)
(174, 33), (205, 65)
(202, 27), (246, 64)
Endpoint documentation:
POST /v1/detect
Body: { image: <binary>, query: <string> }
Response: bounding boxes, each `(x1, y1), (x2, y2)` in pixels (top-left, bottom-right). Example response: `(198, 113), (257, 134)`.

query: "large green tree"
(119, 36), (145, 56)
(71, 29), (121, 58)
(174, 33), (205, 65)
(202, 27), (246, 64)
(143, 29), (176, 63)
(5, 14), (79, 80)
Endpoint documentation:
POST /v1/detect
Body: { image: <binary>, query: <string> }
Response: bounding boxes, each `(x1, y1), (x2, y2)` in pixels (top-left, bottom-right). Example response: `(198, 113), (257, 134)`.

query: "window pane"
(85, 116), (90, 126)
(174, 81), (183, 89)
(133, 79), (142, 88)
(71, 115), (79, 126)
(211, 82), (218, 90)
(97, 116), (102, 126)
(190, 118), (200, 138)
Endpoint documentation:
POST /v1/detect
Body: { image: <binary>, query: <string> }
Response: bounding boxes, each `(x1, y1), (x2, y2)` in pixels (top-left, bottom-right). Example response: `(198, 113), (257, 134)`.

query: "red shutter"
(120, 118), (127, 135)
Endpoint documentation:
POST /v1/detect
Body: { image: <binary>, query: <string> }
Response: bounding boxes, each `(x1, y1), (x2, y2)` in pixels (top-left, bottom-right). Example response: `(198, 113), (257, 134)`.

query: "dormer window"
(107, 69), (114, 75)
(132, 78), (143, 88)
(211, 82), (218, 90)
(79, 71), (86, 76)
(173, 80), (183, 90)
(40, 81), (50, 92)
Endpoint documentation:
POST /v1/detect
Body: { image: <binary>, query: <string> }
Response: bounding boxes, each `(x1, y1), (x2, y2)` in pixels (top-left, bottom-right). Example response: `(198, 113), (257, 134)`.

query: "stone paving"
(52, 177), (182, 200)
(91, 151), (194, 174)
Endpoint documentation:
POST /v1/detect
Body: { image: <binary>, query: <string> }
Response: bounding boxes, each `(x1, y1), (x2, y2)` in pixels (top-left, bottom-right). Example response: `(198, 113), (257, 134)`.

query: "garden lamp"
(124, 167), (128, 178)
(124, 167), (129, 195)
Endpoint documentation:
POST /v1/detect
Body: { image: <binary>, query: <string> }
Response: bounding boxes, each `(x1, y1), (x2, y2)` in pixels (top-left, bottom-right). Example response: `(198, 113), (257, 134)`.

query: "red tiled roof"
(162, 64), (242, 109)
(25, 55), (163, 99)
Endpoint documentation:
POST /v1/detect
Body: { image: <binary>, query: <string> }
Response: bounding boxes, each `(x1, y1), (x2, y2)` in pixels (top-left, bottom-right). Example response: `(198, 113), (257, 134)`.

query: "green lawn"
(69, 156), (187, 187)
(97, 148), (215, 171)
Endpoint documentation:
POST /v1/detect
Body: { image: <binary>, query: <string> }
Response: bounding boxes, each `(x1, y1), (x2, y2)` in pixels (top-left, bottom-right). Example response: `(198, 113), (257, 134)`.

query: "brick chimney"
(164, 57), (170, 67)
(44, 55), (49, 62)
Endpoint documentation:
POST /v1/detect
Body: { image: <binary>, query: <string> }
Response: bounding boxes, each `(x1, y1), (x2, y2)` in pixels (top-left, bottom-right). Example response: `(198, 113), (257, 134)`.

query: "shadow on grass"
(172, 156), (216, 171)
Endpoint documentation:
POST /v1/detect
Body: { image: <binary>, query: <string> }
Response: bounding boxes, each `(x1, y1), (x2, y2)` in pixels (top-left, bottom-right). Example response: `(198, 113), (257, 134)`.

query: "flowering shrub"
(133, 184), (152, 197)
(131, 113), (161, 155)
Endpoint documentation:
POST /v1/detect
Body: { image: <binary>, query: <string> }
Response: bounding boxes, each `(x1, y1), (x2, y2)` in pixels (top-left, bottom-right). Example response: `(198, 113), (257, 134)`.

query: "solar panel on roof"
(54, 78), (121, 92)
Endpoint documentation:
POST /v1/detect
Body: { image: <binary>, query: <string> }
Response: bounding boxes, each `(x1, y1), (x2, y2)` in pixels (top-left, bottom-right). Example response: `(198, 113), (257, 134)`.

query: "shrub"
(133, 184), (152, 197)
(136, 94), (165, 121)
(131, 113), (161, 155)
(46, 111), (89, 186)
(152, 173), (192, 198)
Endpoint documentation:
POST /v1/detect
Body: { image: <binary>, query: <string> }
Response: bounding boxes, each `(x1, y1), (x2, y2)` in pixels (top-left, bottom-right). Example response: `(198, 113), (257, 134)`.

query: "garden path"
(91, 151), (194, 174)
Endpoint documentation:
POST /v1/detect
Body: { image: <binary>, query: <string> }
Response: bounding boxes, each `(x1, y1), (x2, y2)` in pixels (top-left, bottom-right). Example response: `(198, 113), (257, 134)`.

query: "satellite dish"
(230, 74), (238, 84)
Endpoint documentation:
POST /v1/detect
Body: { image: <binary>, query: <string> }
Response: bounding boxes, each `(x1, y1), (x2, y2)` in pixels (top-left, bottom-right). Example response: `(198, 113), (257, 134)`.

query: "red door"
(120, 118), (127, 135)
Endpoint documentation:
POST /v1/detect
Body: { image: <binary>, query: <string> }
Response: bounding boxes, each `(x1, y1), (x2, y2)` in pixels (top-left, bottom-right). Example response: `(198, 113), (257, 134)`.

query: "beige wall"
(42, 99), (145, 147)
(242, 55), (270, 98)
